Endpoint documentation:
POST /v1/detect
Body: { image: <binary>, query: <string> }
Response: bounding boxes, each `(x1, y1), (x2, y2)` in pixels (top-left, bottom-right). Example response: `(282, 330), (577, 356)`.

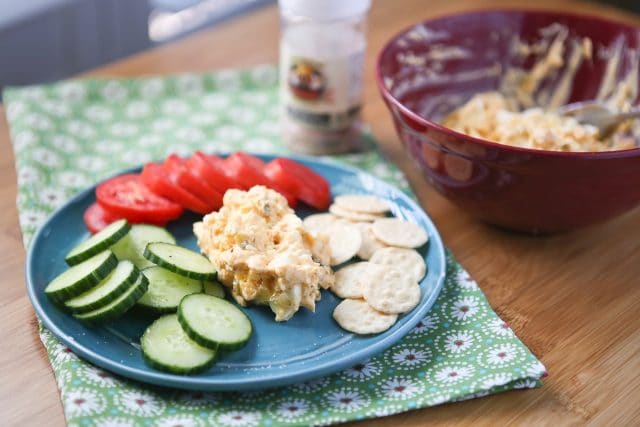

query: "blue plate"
(26, 154), (446, 391)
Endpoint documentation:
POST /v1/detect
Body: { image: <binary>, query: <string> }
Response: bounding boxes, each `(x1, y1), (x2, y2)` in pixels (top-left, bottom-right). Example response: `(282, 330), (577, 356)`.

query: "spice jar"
(278, 0), (371, 154)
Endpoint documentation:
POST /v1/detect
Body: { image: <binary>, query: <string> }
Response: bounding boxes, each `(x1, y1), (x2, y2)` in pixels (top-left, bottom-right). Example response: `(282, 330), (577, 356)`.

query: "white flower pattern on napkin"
(5, 66), (546, 427)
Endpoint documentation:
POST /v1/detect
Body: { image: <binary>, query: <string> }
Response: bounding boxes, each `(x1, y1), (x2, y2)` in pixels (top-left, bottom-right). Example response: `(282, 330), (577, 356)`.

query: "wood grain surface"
(2, 1), (640, 426)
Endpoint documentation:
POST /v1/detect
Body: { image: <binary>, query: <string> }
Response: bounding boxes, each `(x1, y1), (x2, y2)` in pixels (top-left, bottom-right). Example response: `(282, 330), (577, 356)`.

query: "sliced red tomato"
(204, 153), (226, 168)
(84, 202), (168, 234)
(141, 163), (211, 214)
(164, 155), (222, 211)
(95, 174), (183, 223)
(263, 159), (300, 195)
(264, 158), (330, 210)
(224, 152), (271, 189)
(224, 152), (297, 207)
(84, 202), (121, 234)
(187, 151), (240, 194)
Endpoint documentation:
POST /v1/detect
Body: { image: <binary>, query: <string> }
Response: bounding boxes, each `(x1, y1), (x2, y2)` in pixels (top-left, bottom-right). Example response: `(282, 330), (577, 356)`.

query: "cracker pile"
(304, 194), (429, 335)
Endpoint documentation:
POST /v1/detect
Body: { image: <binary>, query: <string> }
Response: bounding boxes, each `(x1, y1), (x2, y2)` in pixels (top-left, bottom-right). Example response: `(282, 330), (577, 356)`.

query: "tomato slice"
(265, 158), (331, 210)
(224, 152), (297, 207)
(164, 155), (222, 211)
(96, 174), (183, 223)
(205, 153), (226, 168)
(141, 163), (211, 214)
(187, 151), (240, 194)
(84, 202), (168, 234)
(224, 152), (271, 189)
(84, 202), (121, 234)
(263, 159), (300, 195)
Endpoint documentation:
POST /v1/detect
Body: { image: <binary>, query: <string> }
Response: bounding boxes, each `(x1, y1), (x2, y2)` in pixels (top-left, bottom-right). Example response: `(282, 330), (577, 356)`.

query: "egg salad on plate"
(194, 186), (334, 321)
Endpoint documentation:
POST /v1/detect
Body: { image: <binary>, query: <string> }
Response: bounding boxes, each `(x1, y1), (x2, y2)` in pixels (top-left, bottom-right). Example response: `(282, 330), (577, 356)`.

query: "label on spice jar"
(280, 44), (364, 131)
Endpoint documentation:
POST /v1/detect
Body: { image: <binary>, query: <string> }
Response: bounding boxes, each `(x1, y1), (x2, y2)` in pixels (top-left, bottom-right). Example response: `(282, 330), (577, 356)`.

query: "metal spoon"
(557, 101), (640, 136)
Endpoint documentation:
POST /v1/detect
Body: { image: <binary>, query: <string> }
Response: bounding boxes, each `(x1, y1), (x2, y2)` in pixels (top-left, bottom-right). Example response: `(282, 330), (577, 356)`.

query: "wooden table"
(2, 0), (640, 425)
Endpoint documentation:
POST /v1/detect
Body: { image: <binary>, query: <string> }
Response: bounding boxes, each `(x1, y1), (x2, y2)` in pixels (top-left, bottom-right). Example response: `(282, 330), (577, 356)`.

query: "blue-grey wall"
(0, 0), (151, 90)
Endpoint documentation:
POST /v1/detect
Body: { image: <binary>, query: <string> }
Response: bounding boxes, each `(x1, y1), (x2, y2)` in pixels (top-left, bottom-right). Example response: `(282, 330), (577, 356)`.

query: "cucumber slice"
(45, 251), (117, 303)
(144, 242), (216, 280)
(178, 294), (252, 351)
(65, 260), (140, 313)
(111, 224), (176, 269)
(66, 219), (130, 265)
(141, 314), (216, 374)
(74, 272), (148, 326)
(203, 280), (225, 299)
(137, 266), (203, 314)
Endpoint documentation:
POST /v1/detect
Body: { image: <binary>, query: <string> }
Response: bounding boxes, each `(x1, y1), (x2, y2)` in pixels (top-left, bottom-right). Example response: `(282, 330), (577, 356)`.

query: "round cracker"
(327, 223), (362, 266)
(334, 194), (390, 214)
(303, 213), (342, 231)
(370, 247), (426, 282)
(333, 298), (398, 334)
(331, 262), (377, 298)
(355, 223), (388, 260)
(329, 204), (383, 222)
(362, 268), (421, 314)
(372, 218), (429, 248)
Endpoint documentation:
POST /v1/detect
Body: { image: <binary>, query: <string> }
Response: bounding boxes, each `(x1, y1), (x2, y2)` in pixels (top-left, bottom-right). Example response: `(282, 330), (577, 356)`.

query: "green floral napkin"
(4, 65), (545, 427)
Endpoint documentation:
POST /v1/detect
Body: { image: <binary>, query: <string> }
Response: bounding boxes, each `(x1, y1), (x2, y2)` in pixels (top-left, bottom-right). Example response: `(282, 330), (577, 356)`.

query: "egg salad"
(194, 186), (334, 321)
(442, 92), (636, 152)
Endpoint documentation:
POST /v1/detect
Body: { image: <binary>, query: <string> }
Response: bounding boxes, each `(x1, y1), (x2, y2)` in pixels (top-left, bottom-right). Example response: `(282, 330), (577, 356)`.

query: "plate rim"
(25, 152), (447, 391)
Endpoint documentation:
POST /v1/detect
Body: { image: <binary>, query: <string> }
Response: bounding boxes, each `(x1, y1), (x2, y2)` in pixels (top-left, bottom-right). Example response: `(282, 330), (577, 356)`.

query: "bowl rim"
(375, 7), (640, 159)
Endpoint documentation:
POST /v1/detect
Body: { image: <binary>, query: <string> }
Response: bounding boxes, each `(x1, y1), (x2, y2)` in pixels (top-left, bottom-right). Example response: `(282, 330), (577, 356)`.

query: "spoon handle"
(617, 108), (640, 121)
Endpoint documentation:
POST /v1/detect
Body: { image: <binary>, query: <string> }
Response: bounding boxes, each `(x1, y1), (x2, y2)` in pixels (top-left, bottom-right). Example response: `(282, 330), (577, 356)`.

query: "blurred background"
(0, 0), (637, 95)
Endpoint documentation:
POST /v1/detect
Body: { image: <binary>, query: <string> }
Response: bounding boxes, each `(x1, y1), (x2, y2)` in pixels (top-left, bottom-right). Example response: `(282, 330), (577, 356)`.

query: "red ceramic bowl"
(377, 10), (640, 233)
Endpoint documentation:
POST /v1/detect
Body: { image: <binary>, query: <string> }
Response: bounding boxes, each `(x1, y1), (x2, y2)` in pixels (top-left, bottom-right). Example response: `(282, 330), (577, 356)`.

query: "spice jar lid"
(278, 0), (371, 21)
